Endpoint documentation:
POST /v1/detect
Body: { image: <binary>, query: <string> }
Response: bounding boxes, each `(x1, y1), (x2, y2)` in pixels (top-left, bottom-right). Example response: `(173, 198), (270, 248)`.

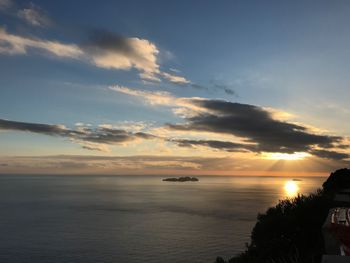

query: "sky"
(1, 0), (350, 175)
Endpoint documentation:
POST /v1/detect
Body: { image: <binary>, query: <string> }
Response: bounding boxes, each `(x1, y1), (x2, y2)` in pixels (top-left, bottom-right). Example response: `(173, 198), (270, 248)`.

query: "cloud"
(168, 99), (345, 155)
(109, 85), (176, 106)
(111, 85), (208, 120)
(0, 27), (83, 56)
(211, 82), (236, 95)
(0, 0), (12, 10)
(83, 30), (192, 83)
(190, 81), (237, 96)
(0, 118), (156, 151)
(0, 118), (74, 136)
(169, 68), (181, 73)
(168, 138), (255, 152)
(0, 28), (159, 81)
(81, 142), (111, 152)
(0, 26), (234, 95)
(309, 149), (350, 160)
(3, 112), (346, 160)
(82, 30), (161, 81)
(110, 85), (205, 114)
(17, 3), (52, 27)
(161, 72), (191, 85)
(141, 160), (201, 169)
(112, 87), (349, 160)
(0, 27), (193, 84)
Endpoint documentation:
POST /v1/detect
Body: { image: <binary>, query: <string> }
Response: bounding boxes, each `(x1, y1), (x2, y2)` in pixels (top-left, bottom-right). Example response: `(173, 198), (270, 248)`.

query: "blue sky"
(1, 0), (350, 175)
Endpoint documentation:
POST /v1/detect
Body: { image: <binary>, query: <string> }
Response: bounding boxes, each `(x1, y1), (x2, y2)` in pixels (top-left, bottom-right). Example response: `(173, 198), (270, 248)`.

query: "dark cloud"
(0, 118), (79, 137)
(310, 149), (350, 160)
(189, 82), (236, 96)
(78, 30), (162, 81)
(211, 83), (236, 96)
(82, 30), (135, 56)
(169, 138), (349, 161)
(0, 119), (156, 150)
(223, 88), (236, 95)
(190, 83), (207, 90)
(1, 100), (348, 160)
(169, 138), (254, 152)
(79, 127), (156, 145)
(167, 99), (347, 159)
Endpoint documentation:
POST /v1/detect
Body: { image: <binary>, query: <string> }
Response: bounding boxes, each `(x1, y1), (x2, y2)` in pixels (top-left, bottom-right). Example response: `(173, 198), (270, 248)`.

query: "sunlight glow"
(264, 152), (310, 161)
(284, 180), (299, 197)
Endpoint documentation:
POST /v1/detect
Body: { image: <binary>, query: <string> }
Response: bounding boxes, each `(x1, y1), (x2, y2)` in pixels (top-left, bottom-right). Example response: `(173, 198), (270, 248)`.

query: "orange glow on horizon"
(263, 152), (311, 161)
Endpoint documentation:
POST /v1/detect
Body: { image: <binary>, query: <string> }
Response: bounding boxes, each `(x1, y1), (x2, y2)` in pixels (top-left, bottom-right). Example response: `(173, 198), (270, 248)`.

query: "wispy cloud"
(0, 27), (83, 56)
(17, 3), (52, 27)
(0, 155), (207, 174)
(0, 0), (12, 11)
(210, 81), (236, 95)
(309, 149), (349, 161)
(161, 72), (191, 85)
(168, 138), (255, 152)
(109, 85), (176, 106)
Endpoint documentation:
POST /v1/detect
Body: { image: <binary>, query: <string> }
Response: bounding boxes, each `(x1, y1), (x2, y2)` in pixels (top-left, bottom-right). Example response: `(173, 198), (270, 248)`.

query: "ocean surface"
(0, 175), (326, 263)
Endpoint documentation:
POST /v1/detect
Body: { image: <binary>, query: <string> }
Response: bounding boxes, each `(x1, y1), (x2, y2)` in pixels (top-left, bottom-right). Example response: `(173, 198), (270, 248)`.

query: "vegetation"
(215, 168), (350, 263)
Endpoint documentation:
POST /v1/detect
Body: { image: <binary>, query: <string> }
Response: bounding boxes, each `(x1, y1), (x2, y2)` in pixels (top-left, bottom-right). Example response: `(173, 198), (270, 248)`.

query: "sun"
(263, 152), (310, 161)
(284, 180), (299, 197)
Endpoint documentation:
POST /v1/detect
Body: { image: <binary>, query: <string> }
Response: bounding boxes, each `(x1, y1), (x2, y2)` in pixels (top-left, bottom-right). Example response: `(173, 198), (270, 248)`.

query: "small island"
(162, 176), (199, 182)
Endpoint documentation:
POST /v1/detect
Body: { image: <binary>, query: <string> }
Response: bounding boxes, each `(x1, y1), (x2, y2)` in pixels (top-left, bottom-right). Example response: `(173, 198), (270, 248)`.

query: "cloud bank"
(168, 99), (344, 153)
(0, 154), (345, 175)
(113, 87), (349, 160)
(0, 118), (156, 151)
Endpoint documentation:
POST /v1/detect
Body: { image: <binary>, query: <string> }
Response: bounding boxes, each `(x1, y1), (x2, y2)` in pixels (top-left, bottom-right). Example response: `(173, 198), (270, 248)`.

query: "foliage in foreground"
(216, 168), (350, 263)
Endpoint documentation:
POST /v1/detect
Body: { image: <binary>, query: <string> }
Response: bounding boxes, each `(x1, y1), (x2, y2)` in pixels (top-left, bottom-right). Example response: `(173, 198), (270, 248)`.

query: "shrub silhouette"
(248, 191), (332, 263)
(322, 168), (350, 193)
(216, 168), (350, 263)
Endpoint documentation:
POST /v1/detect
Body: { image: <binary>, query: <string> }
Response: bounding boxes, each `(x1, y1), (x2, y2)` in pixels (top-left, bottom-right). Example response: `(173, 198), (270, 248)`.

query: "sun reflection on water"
(284, 180), (299, 198)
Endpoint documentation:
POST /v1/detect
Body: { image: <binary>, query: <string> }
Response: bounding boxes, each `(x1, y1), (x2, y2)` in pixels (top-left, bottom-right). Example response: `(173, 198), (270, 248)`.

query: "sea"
(0, 175), (326, 263)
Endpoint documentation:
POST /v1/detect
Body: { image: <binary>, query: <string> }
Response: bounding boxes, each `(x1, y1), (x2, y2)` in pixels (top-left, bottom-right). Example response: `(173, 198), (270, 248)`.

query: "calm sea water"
(0, 175), (326, 263)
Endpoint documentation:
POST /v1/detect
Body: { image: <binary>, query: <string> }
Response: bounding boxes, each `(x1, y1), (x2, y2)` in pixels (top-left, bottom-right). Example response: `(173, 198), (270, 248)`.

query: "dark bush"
(322, 168), (350, 193)
(249, 191), (333, 263)
(217, 168), (350, 263)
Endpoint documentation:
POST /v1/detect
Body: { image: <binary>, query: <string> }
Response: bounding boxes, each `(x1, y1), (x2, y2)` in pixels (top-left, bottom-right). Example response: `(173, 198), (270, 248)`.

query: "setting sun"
(284, 180), (299, 197)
